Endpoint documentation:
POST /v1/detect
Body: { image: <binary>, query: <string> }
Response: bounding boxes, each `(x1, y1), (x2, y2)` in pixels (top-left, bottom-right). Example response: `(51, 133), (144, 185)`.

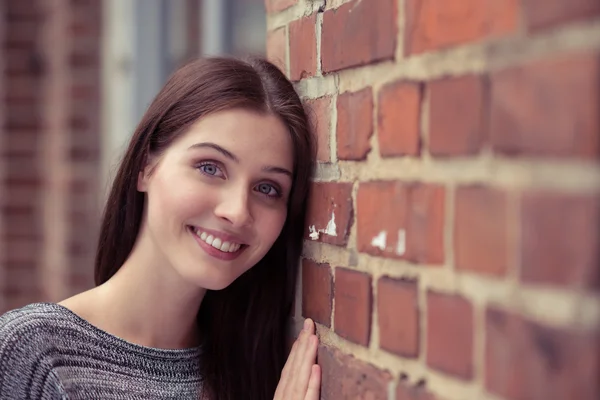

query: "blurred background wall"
(0, 0), (266, 311)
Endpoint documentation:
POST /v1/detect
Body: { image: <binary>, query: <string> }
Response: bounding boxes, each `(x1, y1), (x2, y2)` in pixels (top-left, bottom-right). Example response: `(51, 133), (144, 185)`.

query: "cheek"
(147, 175), (213, 228)
(256, 207), (288, 245)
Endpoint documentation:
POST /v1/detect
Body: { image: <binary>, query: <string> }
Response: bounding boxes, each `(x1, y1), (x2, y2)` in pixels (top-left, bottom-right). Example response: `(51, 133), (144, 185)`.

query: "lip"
(188, 226), (247, 261)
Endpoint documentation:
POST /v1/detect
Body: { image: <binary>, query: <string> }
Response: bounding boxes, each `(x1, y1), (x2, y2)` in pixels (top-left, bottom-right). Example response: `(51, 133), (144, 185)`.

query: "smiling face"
(137, 108), (294, 290)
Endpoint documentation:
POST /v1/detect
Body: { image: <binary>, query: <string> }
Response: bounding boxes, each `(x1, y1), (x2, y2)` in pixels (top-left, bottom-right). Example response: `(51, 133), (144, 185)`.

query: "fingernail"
(304, 318), (311, 331)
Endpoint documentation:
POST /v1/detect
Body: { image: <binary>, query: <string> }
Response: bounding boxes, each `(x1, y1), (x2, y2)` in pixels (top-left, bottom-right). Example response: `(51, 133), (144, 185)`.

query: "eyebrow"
(188, 142), (293, 178)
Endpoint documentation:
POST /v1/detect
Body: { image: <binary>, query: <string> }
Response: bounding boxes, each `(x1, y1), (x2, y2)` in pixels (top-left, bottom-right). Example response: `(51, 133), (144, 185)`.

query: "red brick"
(357, 181), (408, 258)
(289, 14), (316, 81)
(377, 277), (419, 357)
(334, 268), (372, 346)
(305, 96), (332, 162)
(490, 53), (600, 158)
(520, 191), (600, 289)
(428, 75), (486, 156)
(266, 27), (286, 73)
(486, 308), (599, 400)
(408, 184), (445, 264)
(524, 0), (600, 31)
(378, 81), (422, 157)
(319, 345), (392, 400)
(357, 181), (444, 264)
(301, 259), (333, 327)
(305, 182), (353, 247)
(405, 0), (520, 55)
(454, 186), (512, 276)
(427, 292), (474, 379)
(336, 88), (374, 160)
(321, 0), (397, 73)
(397, 382), (436, 400)
(264, 0), (297, 13)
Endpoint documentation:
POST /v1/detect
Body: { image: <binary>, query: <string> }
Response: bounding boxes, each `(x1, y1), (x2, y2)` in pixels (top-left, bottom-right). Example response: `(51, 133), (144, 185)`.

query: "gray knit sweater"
(0, 303), (203, 399)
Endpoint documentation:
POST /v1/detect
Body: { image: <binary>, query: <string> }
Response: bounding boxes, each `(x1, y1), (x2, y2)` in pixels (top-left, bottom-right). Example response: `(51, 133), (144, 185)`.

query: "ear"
(137, 154), (156, 192)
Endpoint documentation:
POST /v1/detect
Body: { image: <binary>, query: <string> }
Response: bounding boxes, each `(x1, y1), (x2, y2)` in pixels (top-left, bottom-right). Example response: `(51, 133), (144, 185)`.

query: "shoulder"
(0, 303), (69, 398)
(0, 302), (66, 341)
(0, 303), (70, 367)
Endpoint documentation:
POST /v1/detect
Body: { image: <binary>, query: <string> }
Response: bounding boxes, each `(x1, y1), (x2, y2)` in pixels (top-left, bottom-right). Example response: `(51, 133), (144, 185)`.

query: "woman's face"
(137, 108), (294, 290)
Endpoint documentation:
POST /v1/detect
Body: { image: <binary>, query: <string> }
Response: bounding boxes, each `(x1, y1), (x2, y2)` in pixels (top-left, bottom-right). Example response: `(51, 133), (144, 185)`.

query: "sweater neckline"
(36, 302), (203, 359)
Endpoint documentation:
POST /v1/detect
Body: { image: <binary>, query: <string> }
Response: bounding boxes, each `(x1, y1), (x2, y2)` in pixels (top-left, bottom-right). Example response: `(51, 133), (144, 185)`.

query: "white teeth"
(193, 228), (242, 253)
(211, 238), (222, 249)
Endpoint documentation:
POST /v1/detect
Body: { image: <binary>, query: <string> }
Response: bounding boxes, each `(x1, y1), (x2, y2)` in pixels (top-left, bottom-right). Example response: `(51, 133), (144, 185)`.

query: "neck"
(84, 236), (206, 350)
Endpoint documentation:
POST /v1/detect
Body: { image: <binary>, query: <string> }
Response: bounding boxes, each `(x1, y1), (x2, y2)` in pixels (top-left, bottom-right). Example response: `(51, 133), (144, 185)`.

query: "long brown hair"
(94, 57), (315, 399)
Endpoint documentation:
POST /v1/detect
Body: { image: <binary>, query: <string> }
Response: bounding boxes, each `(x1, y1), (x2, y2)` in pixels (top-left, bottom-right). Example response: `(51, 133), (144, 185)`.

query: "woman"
(0, 57), (320, 400)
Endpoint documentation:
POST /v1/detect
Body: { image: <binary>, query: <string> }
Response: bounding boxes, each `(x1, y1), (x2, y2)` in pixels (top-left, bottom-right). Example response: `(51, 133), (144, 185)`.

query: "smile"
(192, 227), (242, 252)
(188, 226), (247, 260)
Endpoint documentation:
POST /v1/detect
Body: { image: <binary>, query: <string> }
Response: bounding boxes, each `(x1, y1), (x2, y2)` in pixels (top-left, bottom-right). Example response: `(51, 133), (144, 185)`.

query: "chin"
(177, 264), (240, 291)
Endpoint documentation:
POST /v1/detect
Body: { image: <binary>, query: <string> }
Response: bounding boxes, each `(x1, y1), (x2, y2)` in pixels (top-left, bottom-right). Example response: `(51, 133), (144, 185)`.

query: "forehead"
(174, 108), (294, 170)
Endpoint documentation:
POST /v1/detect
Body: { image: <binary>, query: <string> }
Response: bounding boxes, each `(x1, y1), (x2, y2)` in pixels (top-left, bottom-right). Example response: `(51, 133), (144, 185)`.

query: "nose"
(213, 186), (253, 228)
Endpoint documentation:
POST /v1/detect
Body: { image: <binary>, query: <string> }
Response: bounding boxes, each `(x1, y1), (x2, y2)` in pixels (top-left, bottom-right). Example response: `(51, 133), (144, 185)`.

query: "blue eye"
(255, 183), (280, 198)
(197, 162), (224, 178)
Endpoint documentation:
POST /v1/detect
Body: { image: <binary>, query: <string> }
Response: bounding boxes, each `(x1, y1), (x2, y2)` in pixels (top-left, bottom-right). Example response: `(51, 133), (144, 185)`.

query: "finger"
(292, 329), (319, 398)
(304, 364), (321, 400)
(289, 319), (312, 376)
(277, 320), (310, 399)
(274, 339), (298, 399)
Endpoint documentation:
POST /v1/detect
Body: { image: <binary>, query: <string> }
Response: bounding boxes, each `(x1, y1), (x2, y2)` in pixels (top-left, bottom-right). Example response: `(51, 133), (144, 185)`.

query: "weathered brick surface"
(524, 0), (600, 31)
(454, 186), (512, 276)
(305, 96), (332, 162)
(428, 75), (486, 156)
(302, 259), (333, 327)
(289, 14), (317, 81)
(319, 345), (392, 400)
(520, 191), (600, 289)
(378, 81), (422, 157)
(377, 277), (419, 357)
(337, 88), (373, 160)
(490, 52), (600, 159)
(356, 181), (409, 258)
(334, 268), (372, 346)
(405, 0), (520, 55)
(266, 1), (600, 398)
(321, 0), (397, 73)
(357, 181), (444, 264)
(427, 292), (474, 379)
(305, 182), (353, 246)
(486, 308), (600, 400)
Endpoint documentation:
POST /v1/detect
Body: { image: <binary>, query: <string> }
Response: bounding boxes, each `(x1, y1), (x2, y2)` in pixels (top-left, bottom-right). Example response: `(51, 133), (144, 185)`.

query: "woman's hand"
(274, 318), (321, 400)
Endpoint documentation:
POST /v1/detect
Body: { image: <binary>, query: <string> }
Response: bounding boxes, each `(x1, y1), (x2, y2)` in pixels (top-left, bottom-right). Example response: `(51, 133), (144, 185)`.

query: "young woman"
(0, 57), (320, 400)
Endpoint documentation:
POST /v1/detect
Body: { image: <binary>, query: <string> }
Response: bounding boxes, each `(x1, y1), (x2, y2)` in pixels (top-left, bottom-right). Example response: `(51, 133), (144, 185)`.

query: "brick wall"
(266, 1), (600, 399)
(0, 0), (101, 312)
